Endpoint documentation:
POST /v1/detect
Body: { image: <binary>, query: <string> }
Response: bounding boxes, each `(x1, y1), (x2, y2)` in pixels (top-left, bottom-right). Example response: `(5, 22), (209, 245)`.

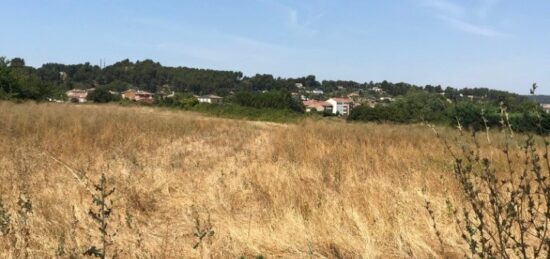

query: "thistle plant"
(191, 207), (214, 250)
(424, 199), (445, 256)
(15, 193), (32, 259)
(84, 173), (115, 259)
(432, 83), (550, 258)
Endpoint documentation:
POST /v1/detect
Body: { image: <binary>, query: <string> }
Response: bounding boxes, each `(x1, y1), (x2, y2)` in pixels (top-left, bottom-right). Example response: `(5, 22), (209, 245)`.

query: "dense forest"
(0, 56), (546, 132)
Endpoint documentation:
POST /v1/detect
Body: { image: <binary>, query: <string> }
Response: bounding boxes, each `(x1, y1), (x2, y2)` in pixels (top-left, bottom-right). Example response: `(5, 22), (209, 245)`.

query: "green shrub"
(88, 87), (121, 103)
(156, 92), (198, 108)
(190, 103), (303, 123)
(232, 90), (304, 113)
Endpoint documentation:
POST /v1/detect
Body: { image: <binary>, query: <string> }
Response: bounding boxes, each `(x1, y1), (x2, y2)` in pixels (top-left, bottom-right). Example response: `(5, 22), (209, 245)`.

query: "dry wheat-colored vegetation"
(0, 101), (528, 258)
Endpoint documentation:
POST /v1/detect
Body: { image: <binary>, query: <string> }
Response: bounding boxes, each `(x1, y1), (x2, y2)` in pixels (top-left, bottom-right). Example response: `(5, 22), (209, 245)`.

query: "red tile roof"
(303, 100), (332, 108)
(329, 98), (353, 103)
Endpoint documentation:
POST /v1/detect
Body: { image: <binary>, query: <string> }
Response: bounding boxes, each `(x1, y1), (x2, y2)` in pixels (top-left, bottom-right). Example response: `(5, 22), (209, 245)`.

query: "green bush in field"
(190, 103), (303, 123)
(88, 87), (121, 103)
(231, 90), (304, 113)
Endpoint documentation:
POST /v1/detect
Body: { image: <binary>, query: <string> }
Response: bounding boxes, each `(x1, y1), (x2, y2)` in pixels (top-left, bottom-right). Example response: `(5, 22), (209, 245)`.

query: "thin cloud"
(259, 0), (323, 36)
(415, 0), (509, 37)
(286, 8), (324, 36)
(288, 9), (298, 25)
(418, 0), (464, 16)
(126, 14), (294, 65)
(477, 0), (501, 18)
(437, 15), (509, 37)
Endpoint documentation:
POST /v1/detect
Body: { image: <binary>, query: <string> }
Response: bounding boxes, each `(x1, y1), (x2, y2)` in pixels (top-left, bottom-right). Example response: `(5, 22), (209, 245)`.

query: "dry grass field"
(0, 101), (506, 258)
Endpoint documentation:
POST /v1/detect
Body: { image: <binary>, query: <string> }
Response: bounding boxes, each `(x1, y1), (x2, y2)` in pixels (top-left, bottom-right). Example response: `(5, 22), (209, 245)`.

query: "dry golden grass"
(0, 101), (498, 258)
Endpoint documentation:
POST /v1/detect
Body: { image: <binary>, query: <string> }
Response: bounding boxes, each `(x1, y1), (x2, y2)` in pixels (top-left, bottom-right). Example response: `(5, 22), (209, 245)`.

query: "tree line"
(1, 57), (533, 99)
(348, 90), (548, 133)
(0, 56), (544, 131)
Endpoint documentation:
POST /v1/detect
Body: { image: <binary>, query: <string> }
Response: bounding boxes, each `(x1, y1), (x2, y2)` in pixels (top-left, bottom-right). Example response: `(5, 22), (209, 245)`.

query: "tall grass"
(0, 101), (494, 258)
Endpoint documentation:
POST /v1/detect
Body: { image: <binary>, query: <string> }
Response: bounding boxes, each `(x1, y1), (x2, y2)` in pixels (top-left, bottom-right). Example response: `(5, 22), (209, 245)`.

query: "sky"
(1, 0), (549, 94)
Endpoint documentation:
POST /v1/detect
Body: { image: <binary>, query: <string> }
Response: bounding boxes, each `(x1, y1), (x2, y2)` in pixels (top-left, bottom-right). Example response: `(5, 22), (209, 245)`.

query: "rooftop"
(329, 98), (353, 103)
(200, 95), (223, 99)
(303, 100), (332, 108)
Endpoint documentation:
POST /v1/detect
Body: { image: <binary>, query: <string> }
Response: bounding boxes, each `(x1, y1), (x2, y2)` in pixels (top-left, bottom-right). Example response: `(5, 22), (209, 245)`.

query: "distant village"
(59, 80), (550, 124)
(62, 82), (403, 116)
(65, 88), (223, 105)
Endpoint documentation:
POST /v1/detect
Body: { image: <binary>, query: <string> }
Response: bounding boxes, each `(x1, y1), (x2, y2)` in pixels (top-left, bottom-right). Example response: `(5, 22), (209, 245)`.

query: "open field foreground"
(0, 102), (522, 258)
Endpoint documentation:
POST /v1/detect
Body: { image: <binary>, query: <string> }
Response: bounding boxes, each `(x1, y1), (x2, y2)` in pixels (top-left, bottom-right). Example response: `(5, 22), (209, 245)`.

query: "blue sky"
(2, 0), (549, 94)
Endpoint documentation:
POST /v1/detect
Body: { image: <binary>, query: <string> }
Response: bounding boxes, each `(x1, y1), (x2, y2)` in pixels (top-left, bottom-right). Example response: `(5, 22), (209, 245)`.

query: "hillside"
(1, 57), (531, 105)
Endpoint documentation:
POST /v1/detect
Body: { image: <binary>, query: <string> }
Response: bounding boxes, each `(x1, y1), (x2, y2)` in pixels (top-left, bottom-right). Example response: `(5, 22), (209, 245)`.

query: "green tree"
(157, 92), (198, 108)
(10, 57), (25, 68)
(88, 87), (120, 103)
(232, 90), (304, 113)
(0, 57), (18, 99)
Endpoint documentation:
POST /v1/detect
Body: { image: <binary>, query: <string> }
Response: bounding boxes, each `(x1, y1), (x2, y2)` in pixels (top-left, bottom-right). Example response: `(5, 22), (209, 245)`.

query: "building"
(379, 97), (395, 102)
(292, 92), (309, 101)
(198, 94), (223, 104)
(542, 104), (550, 113)
(303, 100), (333, 113)
(326, 98), (353, 116)
(312, 89), (324, 95)
(370, 87), (383, 93)
(66, 89), (89, 103)
(121, 89), (154, 104)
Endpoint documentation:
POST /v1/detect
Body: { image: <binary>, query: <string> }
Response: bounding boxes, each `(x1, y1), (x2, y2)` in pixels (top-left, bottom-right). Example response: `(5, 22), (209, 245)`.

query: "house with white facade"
(198, 94), (223, 104)
(312, 89), (324, 95)
(326, 98), (353, 116)
(303, 100), (333, 113)
(121, 89), (154, 104)
(66, 89), (89, 103)
(370, 87), (383, 93)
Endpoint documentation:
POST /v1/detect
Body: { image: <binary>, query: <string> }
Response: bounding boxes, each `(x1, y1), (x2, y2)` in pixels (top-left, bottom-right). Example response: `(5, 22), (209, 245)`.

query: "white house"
(198, 94), (223, 104)
(379, 97), (394, 102)
(326, 98), (353, 116)
(312, 89), (324, 95)
(370, 87), (383, 93)
(121, 89), (154, 104)
(303, 100), (333, 113)
(66, 89), (89, 103)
